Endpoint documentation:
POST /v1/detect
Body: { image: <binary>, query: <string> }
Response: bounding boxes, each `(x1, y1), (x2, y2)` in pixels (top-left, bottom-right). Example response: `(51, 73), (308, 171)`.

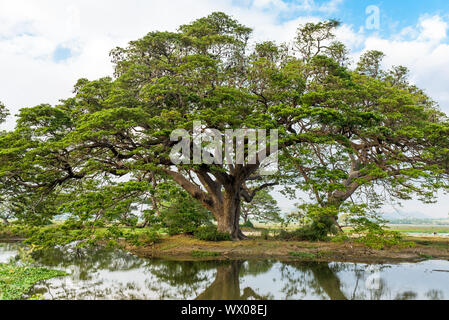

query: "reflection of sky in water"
(1, 243), (448, 300)
(0, 243), (20, 263)
(34, 268), (214, 300)
(239, 263), (327, 300)
(335, 261), (449, 300)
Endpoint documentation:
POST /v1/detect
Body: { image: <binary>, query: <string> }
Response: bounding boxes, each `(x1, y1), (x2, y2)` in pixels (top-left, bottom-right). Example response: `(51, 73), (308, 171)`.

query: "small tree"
(240, 189), (282, 225)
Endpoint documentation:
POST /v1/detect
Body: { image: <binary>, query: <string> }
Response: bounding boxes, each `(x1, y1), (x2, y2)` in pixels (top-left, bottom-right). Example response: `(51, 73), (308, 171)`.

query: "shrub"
(194, 225), (232, 242)
(138, 230), (162, 245)
(350, 217), (410, 250)
(105, 228), (162, 246)
(277, 225), (330, 242)
(160, 205), (212, 236)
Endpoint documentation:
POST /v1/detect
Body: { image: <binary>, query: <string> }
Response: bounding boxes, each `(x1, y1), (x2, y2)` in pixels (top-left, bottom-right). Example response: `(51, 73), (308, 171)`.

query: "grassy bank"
(126, 234), (449, 264)
(2, 223), (449, 264)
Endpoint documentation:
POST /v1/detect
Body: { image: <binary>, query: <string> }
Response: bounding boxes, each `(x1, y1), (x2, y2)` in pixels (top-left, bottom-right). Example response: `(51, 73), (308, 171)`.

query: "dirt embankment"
(126, 235), (449, 264)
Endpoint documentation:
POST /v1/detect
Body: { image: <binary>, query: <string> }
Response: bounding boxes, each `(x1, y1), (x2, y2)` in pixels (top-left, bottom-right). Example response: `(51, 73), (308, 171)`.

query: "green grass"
(0, 263), (67, 300)
(160, 244), (179, 251)
(418, 253), (434, 260)
(191, 250), (222, 258)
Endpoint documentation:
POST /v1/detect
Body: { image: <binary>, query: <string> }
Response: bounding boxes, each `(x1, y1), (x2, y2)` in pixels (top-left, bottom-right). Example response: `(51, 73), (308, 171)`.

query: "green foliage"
(277, 224), (329, 242)
(13, 246), (37, 265)
(123, 229), (162, 246)
(349, 217), (410, 250)
(194, 225), (232, 242)
(0, 223), (39, 239)
(57, 180), (150, 226)
(24, 224), (94, 248)
(241, 189), (283, 225)
(0, 101), (9, 124)
(0, 263), (67, 300)
(158, 185), (212, 236)
(285, 204), (340, 241)
(0, 13), (448, 243)
(105, 225), (124, 238)
(2, 192), (61, 226)
(330, 233), (350, 243)
(60, 218), (85, 230)
(97, 225), (162, 247)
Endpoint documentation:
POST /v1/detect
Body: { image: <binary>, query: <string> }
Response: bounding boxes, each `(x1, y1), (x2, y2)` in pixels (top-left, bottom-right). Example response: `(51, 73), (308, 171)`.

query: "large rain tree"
(9, 13), (332, 239)
(5, 13), (449, 240)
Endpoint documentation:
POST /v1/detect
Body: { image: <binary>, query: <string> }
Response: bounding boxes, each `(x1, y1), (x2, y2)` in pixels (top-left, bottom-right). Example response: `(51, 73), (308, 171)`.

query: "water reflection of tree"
(425, 290), (444, 300)
(333, 263), (393, 300)
(196, 261), (274, 300)
(31, 277), (155, 300)
(280, 262), (347, 300)
(31, 246), (147, 281)
(24, 246), (446, 301)
(147, 260), (275, 300)
(28, 246), (154, 299)
(145, 260), (221, 299)
(328, 263), (438, 301)
(395, 291), (417, 300)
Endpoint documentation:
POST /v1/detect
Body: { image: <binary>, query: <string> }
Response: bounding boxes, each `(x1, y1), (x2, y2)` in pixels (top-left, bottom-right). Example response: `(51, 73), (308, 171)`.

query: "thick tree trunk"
(164, 169), (249, 240)
(311, 263), (347, 300)
(215, 191), (247, 240)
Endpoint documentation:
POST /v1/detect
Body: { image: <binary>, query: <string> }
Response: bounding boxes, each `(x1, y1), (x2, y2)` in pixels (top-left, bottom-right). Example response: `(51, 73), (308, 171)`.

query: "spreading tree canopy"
(2, 13), (449, 240)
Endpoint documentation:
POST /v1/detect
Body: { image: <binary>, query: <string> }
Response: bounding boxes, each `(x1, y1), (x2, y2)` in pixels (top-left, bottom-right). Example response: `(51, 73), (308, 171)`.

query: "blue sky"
(0, 0), (448, 218)
(269, 0), (449, 34)
(231, 0), (449, 46)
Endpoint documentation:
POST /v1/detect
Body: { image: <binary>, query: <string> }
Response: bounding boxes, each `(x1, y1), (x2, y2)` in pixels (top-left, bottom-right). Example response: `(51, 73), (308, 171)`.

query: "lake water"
(1, 242), (449, 300)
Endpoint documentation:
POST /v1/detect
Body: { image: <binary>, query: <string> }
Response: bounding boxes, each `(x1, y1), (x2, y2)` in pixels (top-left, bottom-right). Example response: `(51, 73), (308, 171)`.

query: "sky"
(1, 0), (449, 218)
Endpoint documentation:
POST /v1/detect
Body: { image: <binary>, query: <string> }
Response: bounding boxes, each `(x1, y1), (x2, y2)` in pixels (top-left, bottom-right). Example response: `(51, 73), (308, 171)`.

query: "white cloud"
(350, 15), (449, 116)
(0, 0), (342, 130)
(1, 1), (448, 135)
(418, 15), (448, 42)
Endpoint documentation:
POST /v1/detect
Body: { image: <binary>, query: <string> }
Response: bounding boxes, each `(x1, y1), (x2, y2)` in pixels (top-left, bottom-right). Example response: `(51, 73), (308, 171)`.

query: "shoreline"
(2, 234), (449, 264)
(125, 235), (449, 264)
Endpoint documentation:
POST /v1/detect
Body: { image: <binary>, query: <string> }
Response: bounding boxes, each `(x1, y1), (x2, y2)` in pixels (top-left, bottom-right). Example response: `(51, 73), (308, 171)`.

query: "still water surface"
(1, 242), (448, 300)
